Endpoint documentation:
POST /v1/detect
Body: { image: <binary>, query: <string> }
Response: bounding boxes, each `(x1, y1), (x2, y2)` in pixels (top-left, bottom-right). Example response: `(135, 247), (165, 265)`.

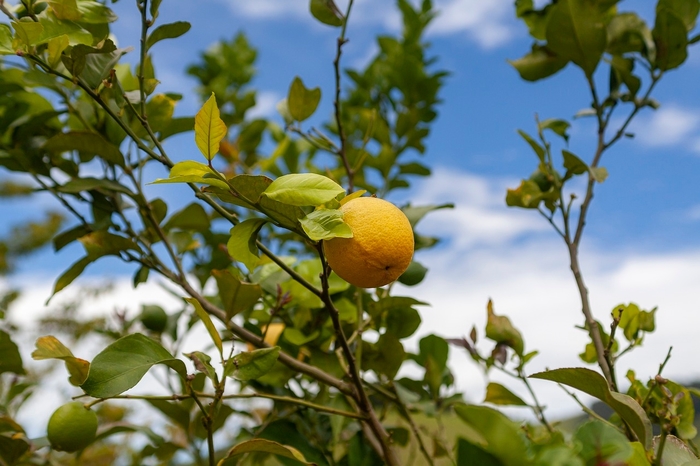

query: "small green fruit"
(139, 305), (168, 333)
(47, 402), (98, 452)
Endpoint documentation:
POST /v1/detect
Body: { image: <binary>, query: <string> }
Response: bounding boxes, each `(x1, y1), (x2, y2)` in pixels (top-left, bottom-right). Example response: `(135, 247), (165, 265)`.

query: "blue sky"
(3, 0), (700, 418)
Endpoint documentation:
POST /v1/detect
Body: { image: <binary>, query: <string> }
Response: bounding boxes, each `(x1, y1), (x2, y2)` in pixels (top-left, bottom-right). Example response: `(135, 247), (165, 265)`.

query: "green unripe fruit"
(47, 402), (98, 452)
(139, 305), (168, 333)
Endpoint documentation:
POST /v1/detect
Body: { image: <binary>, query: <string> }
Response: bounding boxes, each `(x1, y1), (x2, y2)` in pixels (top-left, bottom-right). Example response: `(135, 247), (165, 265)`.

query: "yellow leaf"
(194, 93), (227, 161)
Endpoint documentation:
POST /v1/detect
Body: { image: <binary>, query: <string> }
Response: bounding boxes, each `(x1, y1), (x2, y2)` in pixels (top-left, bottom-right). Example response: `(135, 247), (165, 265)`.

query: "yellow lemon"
(47, 402), (98, 452)
(247, 322), (285, 351)
(323, 197), (414, 288)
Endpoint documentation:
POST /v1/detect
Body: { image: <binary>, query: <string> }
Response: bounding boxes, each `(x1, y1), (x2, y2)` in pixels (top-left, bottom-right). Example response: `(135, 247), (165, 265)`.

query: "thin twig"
(332, 0), (355, 192)
(389, 382), (434, 466)
(317, 244), (399, 466)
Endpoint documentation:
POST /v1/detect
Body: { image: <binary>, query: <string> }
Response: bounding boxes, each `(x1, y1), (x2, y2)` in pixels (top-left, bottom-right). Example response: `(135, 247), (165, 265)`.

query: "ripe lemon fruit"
(47, 402), (98, 452)
(323, 197), (414, 288)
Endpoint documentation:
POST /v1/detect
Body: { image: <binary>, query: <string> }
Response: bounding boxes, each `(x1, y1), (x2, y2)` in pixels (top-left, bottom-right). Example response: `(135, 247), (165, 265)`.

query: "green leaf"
(456, 437), (502, 466)
(401, 203), (454, 228)
(47, 34), (70, 67)
(44, 131), (125, 166)
(81, 333), (187, 398)
(509, 43), (568, 81)
(58, 177), (133, 195)
(518, 129), (546, 162)
(287, 76), (321, 122)
(385, 306), (422, 339)
(546, 0), (607, 77)
(0, 24), (15, 55)
(657, 0), (700, 31)
(212, 270), (262, 320)
(219, 438), (317, 465)
(454, 404), (530, 466)
(48, 0), (81, 22)
(80, 231), (140, 260)
(31, 335), (89, 385)
(653, 9), (689, 70)
(300, 208), (353, 241)
(607, 13), (655, 58)
(657, 435), (699, 465)
(283, 328), (319, 346)
(185, 351), (218, 383)
(227, 219), (267, 271)
(309, 0), (344, 27)
(52, 256), (92, 296)
(363, 333), (405, 379)
(185, 298), (223, 356)
(195, 93), (227, 161)
(151, 160), (229, 190)
(163, 203), (210, 231)
(575, 421), (633, 465)
(485, 299), (524, 356)
(146, 21), (191, 50)
(563, 150), (588, 178)
(368, 296), (429, 319)
(77, 1), (118, 23)
(62, 39), (130, 89)
(530, 367), (652, 448)
(0, 330), (25, 376)
(226, 347), (280, 381)
(483, 382), (528, 406)
(262, 173), (345, 206)
(539, 118), (570, 142)
(13, 10), (92, 47)
(398, 260), (428, 286)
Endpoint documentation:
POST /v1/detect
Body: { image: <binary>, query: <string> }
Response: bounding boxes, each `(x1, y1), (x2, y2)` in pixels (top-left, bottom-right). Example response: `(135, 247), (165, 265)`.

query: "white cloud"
(633, 105), (700, 148)
(687, 204), (700, 221)
(217, 0), (515, 49)
(430, 0), (514, 49)
(248, 91), (282, 120)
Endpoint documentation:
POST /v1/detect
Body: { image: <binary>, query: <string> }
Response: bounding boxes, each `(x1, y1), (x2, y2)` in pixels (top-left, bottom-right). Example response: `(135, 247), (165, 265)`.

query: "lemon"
(47, 402), (98, 452)
(139, 305), (168, 333)
(247, 322), (285, 351)
(323, 197), (414, 288)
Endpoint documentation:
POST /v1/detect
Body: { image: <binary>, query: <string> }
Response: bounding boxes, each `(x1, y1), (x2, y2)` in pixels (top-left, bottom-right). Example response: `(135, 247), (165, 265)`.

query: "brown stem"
(316, 244), (399, 466)
(333, 0), (355, 192)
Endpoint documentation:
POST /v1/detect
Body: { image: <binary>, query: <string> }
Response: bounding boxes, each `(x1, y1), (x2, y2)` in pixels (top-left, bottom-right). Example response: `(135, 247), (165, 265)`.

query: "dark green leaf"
(309, 0), (344, 27)
(398, 260), (428, 286)
(653, 9), (689, 70)
(563, 150), (588, 178)
(546, 0), (607, 77)
(81, 333), (187, 398)
(456, 437), (503, 466)
(454, 404), (529, 466)
(385, 306), (421, 339)
(146, 21), (191, 49)
(657, 0), (699, 30)
(518, 129), (546, 162)
(539, 118), (570, 142)
(530, 367), (652, 448)
(44, 131), (125, 166)
(52, 256), (92, 296)
(0, 330), (25, 375)
(509, 43), (568, 81)
(212, 270), (262, 320)
(220, 438), (317, 465)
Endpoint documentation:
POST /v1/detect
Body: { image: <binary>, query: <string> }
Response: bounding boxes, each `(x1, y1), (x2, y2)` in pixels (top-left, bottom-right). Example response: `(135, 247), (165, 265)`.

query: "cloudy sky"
(3, 0), (700, 422)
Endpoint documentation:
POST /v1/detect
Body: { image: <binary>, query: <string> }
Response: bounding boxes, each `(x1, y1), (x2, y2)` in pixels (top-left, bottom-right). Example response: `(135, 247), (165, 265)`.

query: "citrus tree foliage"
(0, 0), (699, 465)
